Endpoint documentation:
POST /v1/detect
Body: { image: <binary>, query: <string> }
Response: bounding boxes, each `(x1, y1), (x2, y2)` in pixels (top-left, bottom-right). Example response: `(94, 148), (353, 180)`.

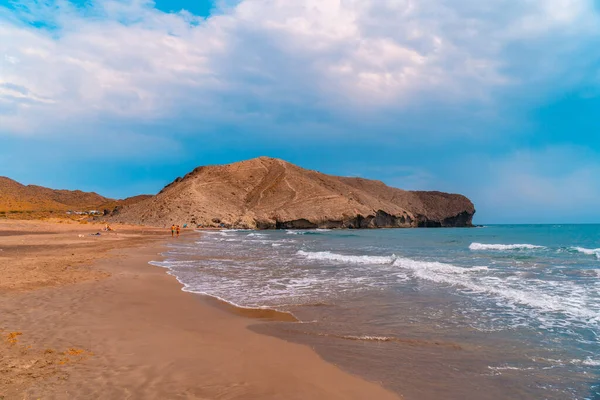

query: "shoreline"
(0, 220), (401, 399)
(151, 259), (301, 323)
(192, 292), (300, 322)
(157, 226), (600, 400)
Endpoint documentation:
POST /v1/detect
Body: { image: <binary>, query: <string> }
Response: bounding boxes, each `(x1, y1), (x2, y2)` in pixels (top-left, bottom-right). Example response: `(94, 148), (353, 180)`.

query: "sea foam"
(246, 232), (267, 237)
(297, 251), (489, 275)
(297, 250), (599, 328)
(390, 258), (599, 327)
(570, 247), (600, 259)
(297, 250), (396, 265)
(469, 243), (545, 251)
(571, 358), (600, 367)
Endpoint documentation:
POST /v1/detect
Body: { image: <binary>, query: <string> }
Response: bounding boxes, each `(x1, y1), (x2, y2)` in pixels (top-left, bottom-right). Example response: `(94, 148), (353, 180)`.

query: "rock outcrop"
(110, 157), (475, 229)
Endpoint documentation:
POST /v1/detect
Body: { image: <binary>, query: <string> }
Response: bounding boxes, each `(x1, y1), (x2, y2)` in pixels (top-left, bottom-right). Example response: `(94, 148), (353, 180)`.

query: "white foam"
(272, 239), (296, 244)
(297, 250), (490, 273)
(149, 260), (197, 268)
(582, 358), (600, 366)
(488, 365), (535, 371)
(151, 246), (388, 309)
(247, 233), (267, 237)
(201, 229), (247, 237)
(570, 358), (600, 366)
(390, 257), (599, 327)
(154, 239), (600, 337)
(339, 335), (395, 342)
(392, 257), (488, 275)
(571, 247), (600, 259)
(297, 250), (396, 265)
(470, 243), (545, 251)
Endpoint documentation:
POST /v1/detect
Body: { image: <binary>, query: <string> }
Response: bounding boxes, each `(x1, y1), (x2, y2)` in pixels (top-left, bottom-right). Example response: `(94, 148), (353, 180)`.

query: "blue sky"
(1, 0), (600, 224)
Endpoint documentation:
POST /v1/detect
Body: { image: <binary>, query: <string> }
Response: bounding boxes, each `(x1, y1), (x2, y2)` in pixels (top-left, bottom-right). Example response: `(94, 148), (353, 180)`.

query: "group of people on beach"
(171, 224), (181, 238)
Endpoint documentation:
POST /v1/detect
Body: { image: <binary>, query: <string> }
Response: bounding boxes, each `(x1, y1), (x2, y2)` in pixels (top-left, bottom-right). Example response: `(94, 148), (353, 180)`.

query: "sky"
(1, 0), (600, 224)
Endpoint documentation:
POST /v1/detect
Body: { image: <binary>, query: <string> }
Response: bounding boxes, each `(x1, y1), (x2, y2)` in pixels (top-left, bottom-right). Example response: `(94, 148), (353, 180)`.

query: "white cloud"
(1, 0), (599, 138)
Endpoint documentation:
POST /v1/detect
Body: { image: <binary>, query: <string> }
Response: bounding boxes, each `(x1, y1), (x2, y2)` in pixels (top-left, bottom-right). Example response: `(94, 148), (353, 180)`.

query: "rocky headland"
(109, 157), (475, 229)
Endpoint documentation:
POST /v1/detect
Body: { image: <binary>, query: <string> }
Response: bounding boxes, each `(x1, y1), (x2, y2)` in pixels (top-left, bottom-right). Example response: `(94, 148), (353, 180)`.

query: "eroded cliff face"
(110, 157), (475, 229)
(263, 211), (416, 230)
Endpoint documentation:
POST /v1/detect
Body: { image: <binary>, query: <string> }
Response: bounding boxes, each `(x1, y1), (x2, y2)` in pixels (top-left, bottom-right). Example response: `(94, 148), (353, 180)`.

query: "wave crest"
(570, 247), (600, 259)
(469, 243), (545, 251)
(297, 250), (396, 265)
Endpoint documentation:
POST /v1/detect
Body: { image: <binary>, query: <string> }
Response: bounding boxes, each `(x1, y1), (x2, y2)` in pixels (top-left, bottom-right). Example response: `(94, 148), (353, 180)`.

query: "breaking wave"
(286, 230), (324, 235)
(571, 358), (600, 367)
(156, 226), (600, 399)
(296, 250), (598, 329)
(297, 250), (488, 274)
(470, 243), (546, 251)
(297, 250), (397, 265)
(570, 247), (600, 259)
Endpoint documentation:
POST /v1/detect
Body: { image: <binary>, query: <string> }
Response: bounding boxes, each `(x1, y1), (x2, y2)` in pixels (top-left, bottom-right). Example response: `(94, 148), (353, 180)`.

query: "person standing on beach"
(176, 225), (181, 238)
(171, 224), (176, 237)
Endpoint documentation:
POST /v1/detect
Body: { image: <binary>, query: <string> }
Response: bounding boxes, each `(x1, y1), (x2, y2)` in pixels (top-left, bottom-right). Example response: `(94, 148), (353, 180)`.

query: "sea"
(150, 225), (600, 399)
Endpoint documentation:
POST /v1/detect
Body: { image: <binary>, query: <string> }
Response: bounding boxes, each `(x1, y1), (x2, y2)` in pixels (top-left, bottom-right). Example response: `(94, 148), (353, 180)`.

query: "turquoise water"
(153, 225), (600, 399)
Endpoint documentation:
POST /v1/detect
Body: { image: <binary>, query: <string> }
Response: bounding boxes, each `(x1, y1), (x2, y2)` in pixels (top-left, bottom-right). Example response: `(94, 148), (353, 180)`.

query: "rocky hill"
(0, 177), (110, 212)
(0, 177), (150, 214)
(98, 195), (153, 213)
(110, 157), (475, 229)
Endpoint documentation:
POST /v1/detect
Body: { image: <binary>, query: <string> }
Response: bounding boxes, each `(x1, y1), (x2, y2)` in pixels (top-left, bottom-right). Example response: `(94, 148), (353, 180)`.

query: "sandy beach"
(0, 220), (400, 399)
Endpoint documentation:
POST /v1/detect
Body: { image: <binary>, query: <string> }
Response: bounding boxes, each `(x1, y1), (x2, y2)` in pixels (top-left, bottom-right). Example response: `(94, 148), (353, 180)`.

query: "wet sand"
(0, 220), (400, 399)
(250, 292), (588, 400)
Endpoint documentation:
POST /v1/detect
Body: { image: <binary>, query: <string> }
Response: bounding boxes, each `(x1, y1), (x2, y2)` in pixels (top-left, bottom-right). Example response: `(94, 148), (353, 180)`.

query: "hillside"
(110, 157), (475, 229)
(98, 195), (153, 213)
(0, 177), (109, 212)
(0, 177), (150, 215)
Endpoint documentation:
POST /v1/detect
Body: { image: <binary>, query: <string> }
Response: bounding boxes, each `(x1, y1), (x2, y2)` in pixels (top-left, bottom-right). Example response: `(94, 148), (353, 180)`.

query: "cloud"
(469, 146), (600, 223)
(2, 0), (600, 223)
(1, 0), (599, 141)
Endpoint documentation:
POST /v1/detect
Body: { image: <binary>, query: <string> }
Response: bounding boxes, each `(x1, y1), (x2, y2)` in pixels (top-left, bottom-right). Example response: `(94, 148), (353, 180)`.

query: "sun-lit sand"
(0, 219), (400, 399)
